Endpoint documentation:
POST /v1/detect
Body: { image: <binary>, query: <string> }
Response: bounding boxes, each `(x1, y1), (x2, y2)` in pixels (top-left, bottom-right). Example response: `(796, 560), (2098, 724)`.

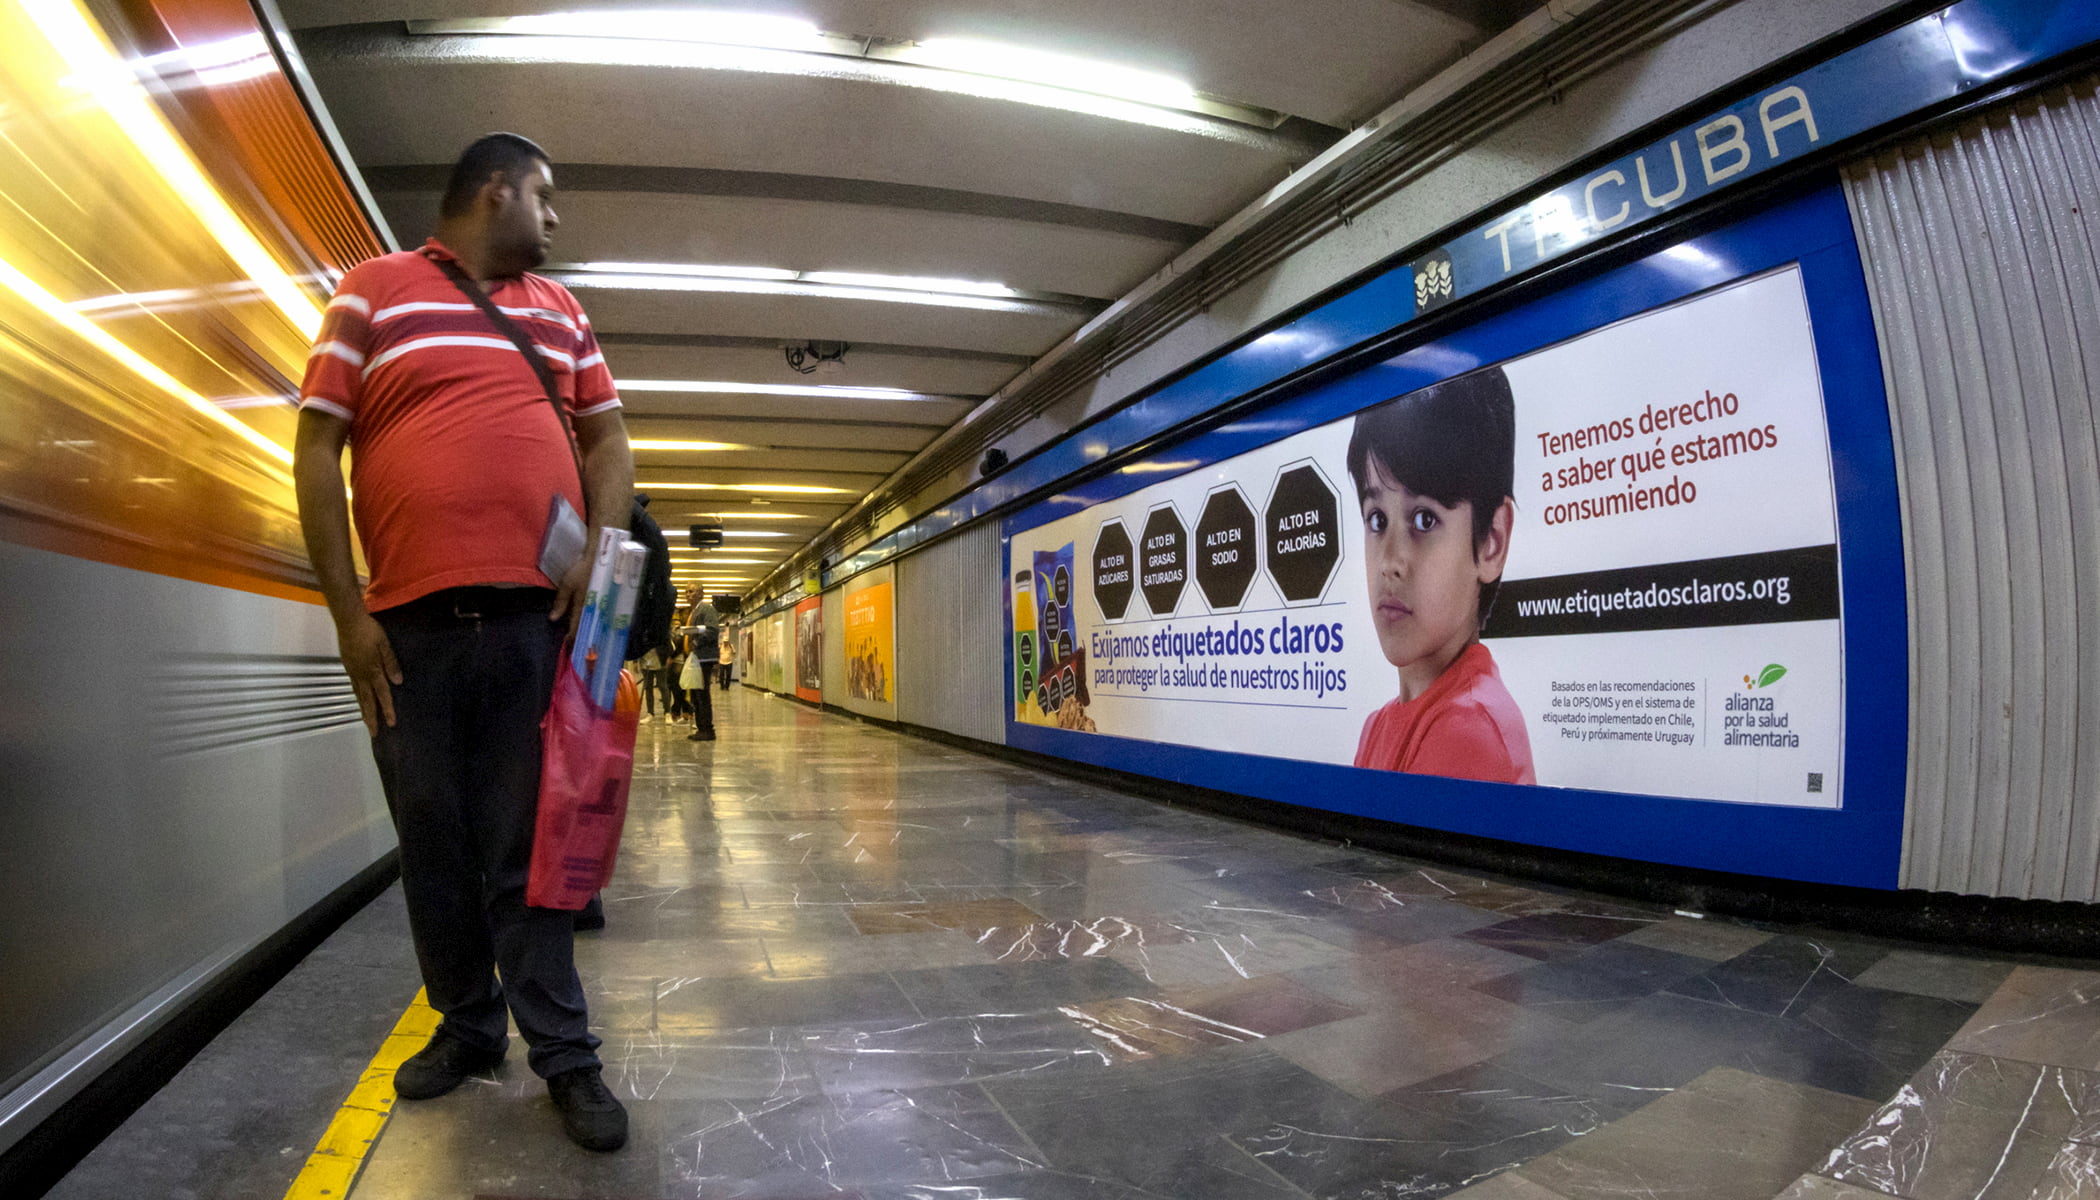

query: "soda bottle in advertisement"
(1012, 568), (1038, 714)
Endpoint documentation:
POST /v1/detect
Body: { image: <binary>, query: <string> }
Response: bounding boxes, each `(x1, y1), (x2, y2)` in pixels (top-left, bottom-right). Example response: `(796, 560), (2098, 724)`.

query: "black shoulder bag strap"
(430, 255), (676, 657)
(431, 254), (588, 484)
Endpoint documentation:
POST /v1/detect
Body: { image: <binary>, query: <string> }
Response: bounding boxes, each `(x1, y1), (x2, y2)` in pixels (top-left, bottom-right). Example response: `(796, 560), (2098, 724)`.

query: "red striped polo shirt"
(298, 239), (621, 611)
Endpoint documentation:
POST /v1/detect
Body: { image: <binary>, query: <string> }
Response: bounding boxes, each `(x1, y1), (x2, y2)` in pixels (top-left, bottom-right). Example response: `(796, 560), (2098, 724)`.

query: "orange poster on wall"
(843, 580), (894, 705)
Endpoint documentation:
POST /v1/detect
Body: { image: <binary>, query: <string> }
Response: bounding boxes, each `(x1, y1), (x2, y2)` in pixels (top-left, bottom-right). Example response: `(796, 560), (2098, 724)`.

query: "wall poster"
(794, 595), (823, 703)
(1009, 267), (1845, 810)
(843, 574), (896, 708)
(765, 611), (788, 693)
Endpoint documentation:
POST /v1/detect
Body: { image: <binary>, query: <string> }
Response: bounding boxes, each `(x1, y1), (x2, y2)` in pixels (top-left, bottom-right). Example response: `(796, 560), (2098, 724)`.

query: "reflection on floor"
(50, 688), (2100, 1200)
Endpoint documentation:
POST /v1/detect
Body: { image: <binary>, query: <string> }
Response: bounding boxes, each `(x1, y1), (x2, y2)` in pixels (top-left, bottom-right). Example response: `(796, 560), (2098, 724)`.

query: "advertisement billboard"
(1008, 267), (1844, 809)
(795, 595), (823, 703)
(843, 571), (896, 714)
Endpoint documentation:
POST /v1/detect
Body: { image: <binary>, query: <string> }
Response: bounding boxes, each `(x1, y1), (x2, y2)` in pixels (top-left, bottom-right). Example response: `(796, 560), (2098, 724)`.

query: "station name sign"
(1409, 2), (2100, 312)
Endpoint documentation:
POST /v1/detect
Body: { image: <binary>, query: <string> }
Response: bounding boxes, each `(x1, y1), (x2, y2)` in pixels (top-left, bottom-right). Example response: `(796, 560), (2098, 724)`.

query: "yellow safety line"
(281, 989), (440, 1200)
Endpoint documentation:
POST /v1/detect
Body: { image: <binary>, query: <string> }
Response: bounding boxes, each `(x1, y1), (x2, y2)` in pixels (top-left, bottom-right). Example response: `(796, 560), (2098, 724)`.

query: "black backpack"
(623, 509), (675, 661)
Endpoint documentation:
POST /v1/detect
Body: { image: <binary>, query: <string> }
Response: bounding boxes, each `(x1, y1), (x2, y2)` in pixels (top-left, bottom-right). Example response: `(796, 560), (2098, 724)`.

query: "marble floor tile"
(888, 956), (1158, 1018)
(1059, 975), (1360, 1063)
(1515, 1067), (1876, 1200)
(1473, 941), (1714, 1024)
(1773, 1175), (1904, 1199)
(1851, 949), (2017, 1004)
(1821, 1050), (2100, 1200)
(1460, 911), (1660, 961)
(1948, 966), (2100, 1071)
(802, 1010), (1113, 1092)
(1664, 934), (1891, 1017)
(1615, 914), (1777, 961)
(990, 1045), (1344, 1198)
(1450, 1173), (1575, 1198)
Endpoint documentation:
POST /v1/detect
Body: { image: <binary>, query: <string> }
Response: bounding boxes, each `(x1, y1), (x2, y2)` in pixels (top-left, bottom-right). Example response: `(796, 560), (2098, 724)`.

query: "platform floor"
(51, 686), (2100, 1199)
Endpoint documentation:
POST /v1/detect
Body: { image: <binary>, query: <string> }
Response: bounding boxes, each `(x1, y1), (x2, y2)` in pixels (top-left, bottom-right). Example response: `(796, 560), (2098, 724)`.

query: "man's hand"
(548, 543), (593, 639)
(337, 612), (402, 736)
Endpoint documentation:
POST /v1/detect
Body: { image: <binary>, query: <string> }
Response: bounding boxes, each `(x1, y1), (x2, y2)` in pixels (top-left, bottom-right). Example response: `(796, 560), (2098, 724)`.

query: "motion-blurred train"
(0, 0), (396, 1172)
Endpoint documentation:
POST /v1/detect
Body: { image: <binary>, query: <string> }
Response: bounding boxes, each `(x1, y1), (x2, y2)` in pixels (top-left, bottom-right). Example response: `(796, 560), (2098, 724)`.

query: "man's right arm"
(294, 407), (400, 735)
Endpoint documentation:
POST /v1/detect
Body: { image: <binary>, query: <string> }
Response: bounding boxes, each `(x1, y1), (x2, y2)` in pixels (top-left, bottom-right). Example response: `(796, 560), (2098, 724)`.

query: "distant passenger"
(716, 624), (735, 689)
(680, 589), (721, 740)
(1347, 366), (1534, 784)
(292, 131), (629, 1151)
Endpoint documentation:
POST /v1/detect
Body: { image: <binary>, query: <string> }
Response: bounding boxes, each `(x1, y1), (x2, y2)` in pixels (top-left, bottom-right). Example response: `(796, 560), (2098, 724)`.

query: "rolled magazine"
(589, 542), (648, 710)
(570, 525), (626, 680)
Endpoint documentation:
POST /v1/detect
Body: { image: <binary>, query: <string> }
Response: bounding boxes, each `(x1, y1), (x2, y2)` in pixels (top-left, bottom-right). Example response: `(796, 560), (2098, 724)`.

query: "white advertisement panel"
(1008, 268), (1844, 808)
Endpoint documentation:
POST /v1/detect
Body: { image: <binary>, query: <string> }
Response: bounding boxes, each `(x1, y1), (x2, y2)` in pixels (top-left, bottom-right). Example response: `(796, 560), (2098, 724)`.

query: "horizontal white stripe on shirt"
(310, 340), (365, 367)
(576, 351), (604, 369)
(575, 397), (623, 417)
(362, 334), (518, 376)
(300, 396), (355, 422)
(326, 293), (371, 316)
(370, 300), (476, 324)
(361, 334), (577, 377)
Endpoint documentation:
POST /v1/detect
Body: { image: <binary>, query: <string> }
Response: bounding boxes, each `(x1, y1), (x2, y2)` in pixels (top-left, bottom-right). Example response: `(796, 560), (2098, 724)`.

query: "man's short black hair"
(439, 132), (551, 219)
(1345, 364), (1516, 549)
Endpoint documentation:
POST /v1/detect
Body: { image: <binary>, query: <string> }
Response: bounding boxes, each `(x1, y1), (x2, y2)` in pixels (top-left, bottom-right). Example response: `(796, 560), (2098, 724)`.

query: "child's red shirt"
(1353, 642), (1535, 784)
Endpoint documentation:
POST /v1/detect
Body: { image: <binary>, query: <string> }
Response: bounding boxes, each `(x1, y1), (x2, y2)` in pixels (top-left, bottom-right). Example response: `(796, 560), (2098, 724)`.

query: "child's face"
(1359, 459), (1504, 679)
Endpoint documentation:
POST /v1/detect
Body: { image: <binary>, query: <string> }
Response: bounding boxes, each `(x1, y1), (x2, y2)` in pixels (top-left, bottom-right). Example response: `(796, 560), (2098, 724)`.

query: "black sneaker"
(394, 1028), (505, 1100)
(548, 1065), (628, 1151)
(687, 729), (716, 741)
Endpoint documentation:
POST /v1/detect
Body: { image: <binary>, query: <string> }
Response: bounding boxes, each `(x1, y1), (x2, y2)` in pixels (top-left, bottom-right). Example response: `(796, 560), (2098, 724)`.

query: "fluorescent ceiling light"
(664, 558), (771, 564)
(895, 38), (1195, 110)
(491, 10), (832, 52)
(630, 439), (752, 451)
(637, 482), (851, 494)
(669, 511), (816, 521)
(718, 530), (793, 538)
(408, 13), (1279, 130)
(620, 379), (955, 402)
(555, 269), (1040, 313)
(574, 260), (797, 281)
(800, 270), (1016, 298)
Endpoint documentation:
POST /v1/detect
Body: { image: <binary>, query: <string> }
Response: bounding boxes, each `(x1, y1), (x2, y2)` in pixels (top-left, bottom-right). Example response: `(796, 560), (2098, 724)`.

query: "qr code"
(1806, 773), (1824, 794)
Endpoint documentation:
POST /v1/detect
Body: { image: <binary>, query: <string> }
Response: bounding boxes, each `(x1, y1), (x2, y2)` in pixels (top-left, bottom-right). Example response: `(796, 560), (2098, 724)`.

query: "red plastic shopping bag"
(527, 655), (641, 909)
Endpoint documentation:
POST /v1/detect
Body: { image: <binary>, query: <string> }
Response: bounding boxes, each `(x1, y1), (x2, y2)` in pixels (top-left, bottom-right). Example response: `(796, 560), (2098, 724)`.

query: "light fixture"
(555, 267), (1042, 312)
(636, 482), (851, 495)
(404, 13), (1281, 130)
(629, 439), (752, 451)
(619, 379), (958, 402)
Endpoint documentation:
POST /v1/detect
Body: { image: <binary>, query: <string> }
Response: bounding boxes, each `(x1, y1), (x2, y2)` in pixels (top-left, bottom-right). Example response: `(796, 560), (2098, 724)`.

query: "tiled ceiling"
(283, 0), (1534, 597)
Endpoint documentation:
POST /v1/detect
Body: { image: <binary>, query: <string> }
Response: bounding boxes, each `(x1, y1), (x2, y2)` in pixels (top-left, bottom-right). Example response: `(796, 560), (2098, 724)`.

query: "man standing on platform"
(682, 589), (722, 741)
(292, 132), (629, 1152)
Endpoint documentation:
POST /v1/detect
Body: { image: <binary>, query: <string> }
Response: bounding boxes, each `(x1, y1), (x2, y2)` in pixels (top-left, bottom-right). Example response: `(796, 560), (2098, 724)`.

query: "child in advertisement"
(1348, 366), (1534, 784)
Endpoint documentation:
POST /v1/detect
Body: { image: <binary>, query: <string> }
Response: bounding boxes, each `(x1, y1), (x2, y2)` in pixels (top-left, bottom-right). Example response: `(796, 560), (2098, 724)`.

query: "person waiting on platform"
(679, 590), (721, 741)
(1347, 366), (1534, 785)
(716, 624), (735, 690)
(292, 132), (628, 1152)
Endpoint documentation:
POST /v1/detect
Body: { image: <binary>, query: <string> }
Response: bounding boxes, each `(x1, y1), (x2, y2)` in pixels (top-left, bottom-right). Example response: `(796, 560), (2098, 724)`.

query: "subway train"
(0, 0), (394, 1176)
(5, 0), (2100, 1192)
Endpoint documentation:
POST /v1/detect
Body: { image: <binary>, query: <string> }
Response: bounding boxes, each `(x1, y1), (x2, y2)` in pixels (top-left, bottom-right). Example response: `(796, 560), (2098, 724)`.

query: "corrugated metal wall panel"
(895, 522), (1006, 745)
(1844, 74), (2100, 901)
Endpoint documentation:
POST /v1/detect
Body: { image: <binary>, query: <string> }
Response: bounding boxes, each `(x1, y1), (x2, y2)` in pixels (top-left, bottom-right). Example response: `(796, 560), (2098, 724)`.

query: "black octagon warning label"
(1139, 503), (1188, 616)
(1265, 461), (1341, 603)
(1194, 484), (1258, 610)
(1092, 520), (1134, 621)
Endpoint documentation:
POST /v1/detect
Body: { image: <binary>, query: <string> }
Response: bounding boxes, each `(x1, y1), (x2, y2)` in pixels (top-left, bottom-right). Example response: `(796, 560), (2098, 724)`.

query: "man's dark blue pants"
(370, 587), (602, 1079)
